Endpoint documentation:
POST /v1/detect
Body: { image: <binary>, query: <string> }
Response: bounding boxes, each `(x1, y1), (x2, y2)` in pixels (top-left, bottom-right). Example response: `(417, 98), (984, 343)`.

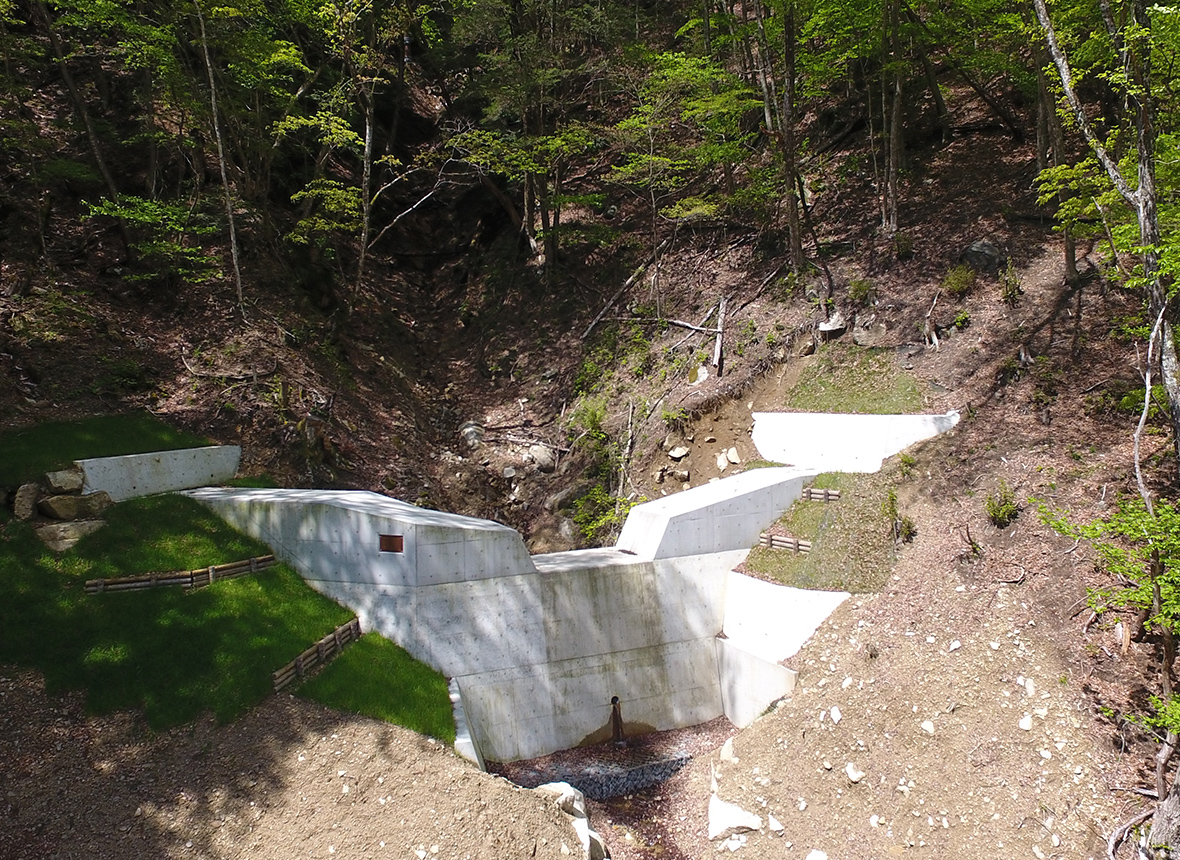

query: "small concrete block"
(46, 467), (84, 494)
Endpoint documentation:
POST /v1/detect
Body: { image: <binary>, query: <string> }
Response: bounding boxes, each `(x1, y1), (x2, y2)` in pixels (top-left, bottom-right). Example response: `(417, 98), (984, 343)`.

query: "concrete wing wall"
(715, 637), (797, 728)
(79, 446), (240, 501)
(750, 411), (960, 473)
(615, 467), (815, 559)
(722, 572), (850, 663)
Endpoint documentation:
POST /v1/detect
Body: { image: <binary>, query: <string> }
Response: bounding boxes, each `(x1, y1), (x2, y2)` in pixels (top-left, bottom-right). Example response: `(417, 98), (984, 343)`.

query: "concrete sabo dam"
(186, 410), (959, 765)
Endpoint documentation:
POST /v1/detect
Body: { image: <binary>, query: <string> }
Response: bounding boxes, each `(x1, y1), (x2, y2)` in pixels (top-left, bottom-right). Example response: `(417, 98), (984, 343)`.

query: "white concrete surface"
(79, 446), (241, 501)
(721, 572), (850, 664)
(187, 467), (857, 761)
(751, 410), (960, 472)
(616, 467), (817, 559)
(716, 635), (797, 728)
(449, 679), (485, 770)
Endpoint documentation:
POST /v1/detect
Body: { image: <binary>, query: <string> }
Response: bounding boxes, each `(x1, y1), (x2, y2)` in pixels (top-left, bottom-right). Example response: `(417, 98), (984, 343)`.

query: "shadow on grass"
(0, 412), (209, 486)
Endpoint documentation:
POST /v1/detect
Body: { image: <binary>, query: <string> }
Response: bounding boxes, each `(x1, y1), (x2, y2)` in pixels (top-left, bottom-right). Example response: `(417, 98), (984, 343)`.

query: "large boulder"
(959, 239), (1006, 274)
(529, 444), (557, 473)
(46, 466), (84, 494)
(34, 519), (106, 552)
(39, 491), (113, 521)
(13, 483), (40, 521)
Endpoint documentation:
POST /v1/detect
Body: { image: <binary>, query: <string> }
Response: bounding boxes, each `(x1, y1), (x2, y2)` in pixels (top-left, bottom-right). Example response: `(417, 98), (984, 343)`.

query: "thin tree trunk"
(357, 82), (375, 289)
(916, 43), (950, 143)
(781, 0), (803, 271)
(196, 1), (243, 305)
(35, 0), (131, 250)
(1037, 62), (1077, 282)
(885, 0), (903, 235)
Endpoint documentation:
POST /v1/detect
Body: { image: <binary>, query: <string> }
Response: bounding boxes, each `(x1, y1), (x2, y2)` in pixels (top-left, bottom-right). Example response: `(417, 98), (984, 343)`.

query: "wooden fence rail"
(758, 533), (813, 553)
(272, 617), (363, 693)
(84, 555), (277, 595)
(802, 488), (841, 502)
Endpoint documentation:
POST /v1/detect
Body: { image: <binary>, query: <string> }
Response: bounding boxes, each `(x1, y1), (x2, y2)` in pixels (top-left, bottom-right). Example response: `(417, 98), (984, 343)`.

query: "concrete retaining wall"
(79, 446), (240, 501)
(187, 466), (858, 762)
(750, 410), (960, 472)
(617, 467), (816, 558)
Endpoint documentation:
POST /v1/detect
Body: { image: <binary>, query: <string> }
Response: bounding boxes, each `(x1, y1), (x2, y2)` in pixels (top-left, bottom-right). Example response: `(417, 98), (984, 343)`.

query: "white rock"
(921, 720), (935, 734)
(797, 798), (808, 811)
(535, 782), (588, 819)
(990, 642), (1000, 650)
(720, 738), (738, 762)
(727, 447), (741, 465)
(845, 762), (865, 783)
(805, 851), (829, 860)
(830, 706), (843, 725)
(668, 446), (690, 460)
(708, 794), (762, 841)
(1018, 715), (1033, 731)
(716, 452), (729, 471)
(948, 639), (962, 652)
(870, 814), (880, 827)
(842, 677), (854, 689)
(1025, 678), (1037, 697)
(768, 814), (784, 834)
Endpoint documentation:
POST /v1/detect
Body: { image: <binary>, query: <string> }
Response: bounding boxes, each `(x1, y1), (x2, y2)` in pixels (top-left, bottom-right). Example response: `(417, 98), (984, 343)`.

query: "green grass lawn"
(784, 345), (923, 414)
(298, 634), (456, 743)
(0, 413), (209, 485)
(0, 415), (455, 739)
(742, 472), (898, 593)
(0, 494), (353, 728)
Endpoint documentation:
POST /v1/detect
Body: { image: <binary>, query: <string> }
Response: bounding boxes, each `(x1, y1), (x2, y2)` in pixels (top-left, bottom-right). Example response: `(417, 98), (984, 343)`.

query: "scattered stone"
(503, 467), (516, 479)
(707, 794), (762, 841)
(46, 466), (84, 493)
(529, 444), (556, 473)
(948, 639), (961, 652)
(959, 239), (1005, 274)
(805, 851), (828, 860)
(845, 762), (865, 783)
(34, 519), (106, 552)
(704, 435), (717, 443)
(671, 469), (690, 483)
(536, 783), (588, 820)
(870, 814), (880, 827)
(39, 491), (113, 521)
(459, 421), (484, 451)
(715, 452), (729, 471)
(920, 720), (935, 735)
(1024, 678), (1036, 697)
(818, 312), (847, 340)
(14, 483), (40, 520)
(799, 340), (816, 357)
(689, 365), (709, 385)
(726, 447), (740, 465)
(652, 466), (666, 484)
(797, 798), (808, 811)
(1019, 715), (1033, 731)
(830, 706), (842, 725)
(720, 738), (737, 763)
(768, 814), (784, 834)
(668, 446), (690, 461)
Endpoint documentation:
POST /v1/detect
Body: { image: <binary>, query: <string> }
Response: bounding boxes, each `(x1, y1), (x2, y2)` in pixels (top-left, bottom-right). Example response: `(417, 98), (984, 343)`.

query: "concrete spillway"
(188, 467), (849, 763)
(186, 411), (959, 764)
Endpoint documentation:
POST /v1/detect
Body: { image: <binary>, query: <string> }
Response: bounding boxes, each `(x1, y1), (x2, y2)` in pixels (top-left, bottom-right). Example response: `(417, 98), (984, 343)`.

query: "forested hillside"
(6, 0), (1180, 855)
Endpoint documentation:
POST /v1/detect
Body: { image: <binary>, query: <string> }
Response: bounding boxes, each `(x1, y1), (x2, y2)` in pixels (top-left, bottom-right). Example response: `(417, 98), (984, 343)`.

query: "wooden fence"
(84, 555), (277, 595)
(272, 617), (363, 693)
(758, 533), (812, 553)
(802, 487), (841, 502)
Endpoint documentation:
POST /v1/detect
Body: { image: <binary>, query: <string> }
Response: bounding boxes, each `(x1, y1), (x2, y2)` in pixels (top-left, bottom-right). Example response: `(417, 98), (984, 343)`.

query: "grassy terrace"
(0, 414), (454, 741)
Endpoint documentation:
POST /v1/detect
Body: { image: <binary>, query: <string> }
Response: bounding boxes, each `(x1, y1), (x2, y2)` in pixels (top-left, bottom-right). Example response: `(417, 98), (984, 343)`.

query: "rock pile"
(8, 465), (113, 551)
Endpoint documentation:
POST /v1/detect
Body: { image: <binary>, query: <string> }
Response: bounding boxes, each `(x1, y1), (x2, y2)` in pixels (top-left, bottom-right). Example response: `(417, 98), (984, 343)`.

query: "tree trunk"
(781, 0), (803, 272)
(1037, 63), (1077, 282)
(196, 1), (243, 305)
(357, 82), (375, 289)
(885, 0), (903, 235)
(916, 43), (950, 143)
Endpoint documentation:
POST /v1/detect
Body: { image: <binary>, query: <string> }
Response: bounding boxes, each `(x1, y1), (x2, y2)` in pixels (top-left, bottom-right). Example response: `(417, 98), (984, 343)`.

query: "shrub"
(849, 278), (876, 306)
(986, 480), (1019, 527)
(1000, 262), (1024, 308)
(943, 265), (976, 299)
(894, 232), (914, 261)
